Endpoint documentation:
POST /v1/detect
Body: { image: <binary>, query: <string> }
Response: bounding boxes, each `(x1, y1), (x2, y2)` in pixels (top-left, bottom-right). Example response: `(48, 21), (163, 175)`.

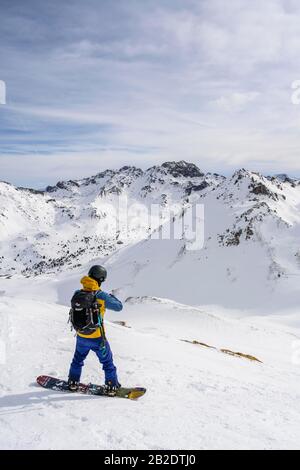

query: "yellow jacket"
(77, 276), (106, 339)
(76, 276), (123, 339)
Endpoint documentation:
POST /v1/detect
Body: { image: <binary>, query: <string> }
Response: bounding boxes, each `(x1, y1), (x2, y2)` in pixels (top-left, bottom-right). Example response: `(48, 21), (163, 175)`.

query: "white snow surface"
(1, 162), (300, 311)
(0, 276), (299, 450)
(0, 162), (300, 449)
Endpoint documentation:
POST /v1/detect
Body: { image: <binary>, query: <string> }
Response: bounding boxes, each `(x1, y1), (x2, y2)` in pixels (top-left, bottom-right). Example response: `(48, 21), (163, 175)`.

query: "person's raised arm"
(96, 291), (123, 312)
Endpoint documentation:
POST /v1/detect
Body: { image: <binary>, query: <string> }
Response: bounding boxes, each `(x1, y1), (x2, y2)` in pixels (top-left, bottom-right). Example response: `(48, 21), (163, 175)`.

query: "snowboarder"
(68, 265), (123, 395)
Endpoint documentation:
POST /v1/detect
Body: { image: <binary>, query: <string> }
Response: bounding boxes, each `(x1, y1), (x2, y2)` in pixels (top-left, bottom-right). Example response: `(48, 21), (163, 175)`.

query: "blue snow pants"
(68, 335), (118, 385)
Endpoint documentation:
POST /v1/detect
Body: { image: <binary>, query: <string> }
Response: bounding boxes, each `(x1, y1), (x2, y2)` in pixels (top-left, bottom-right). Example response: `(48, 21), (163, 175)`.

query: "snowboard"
(36, 375), (146, 400)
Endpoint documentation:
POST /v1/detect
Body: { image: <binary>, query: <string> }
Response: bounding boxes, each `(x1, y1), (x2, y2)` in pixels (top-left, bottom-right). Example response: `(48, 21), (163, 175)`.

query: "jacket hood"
(80, 276), (100, 291)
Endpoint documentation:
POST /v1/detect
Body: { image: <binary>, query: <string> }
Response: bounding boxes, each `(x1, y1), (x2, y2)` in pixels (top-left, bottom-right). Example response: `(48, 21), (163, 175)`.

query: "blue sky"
(1, 0), (300, 187)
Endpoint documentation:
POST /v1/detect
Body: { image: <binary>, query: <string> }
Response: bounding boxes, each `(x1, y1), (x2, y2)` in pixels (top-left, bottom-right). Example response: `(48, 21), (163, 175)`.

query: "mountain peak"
(149, 161), (204, 178)
(117, 166), (144, 177)
(273, 173), (299, 185)
(231, 168), (254, 180)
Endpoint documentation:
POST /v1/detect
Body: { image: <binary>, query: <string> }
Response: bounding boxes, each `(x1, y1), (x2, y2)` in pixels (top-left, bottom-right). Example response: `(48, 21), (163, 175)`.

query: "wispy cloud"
(1, 0), (300, 186)
(213, 92), (260, 111)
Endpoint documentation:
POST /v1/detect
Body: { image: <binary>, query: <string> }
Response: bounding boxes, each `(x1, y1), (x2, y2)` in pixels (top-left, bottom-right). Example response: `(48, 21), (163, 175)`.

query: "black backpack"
(69, 290), (101, 336)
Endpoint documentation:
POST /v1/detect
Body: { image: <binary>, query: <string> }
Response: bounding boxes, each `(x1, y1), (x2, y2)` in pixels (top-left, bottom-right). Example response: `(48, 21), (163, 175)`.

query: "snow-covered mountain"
(105, 167), (300, 310)
(1, 161), (300, 450)
(0, 161), (222, 277)
(1, 160), (299, 310)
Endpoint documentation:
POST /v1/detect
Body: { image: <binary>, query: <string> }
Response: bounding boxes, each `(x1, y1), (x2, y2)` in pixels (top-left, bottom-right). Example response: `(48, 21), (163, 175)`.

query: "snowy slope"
(0, 287), (299, 450)
(0, 161), (221, 277)
(1, 160), (300, 449)
(1, 162), (299, 310)
(103, 169), (300, 310)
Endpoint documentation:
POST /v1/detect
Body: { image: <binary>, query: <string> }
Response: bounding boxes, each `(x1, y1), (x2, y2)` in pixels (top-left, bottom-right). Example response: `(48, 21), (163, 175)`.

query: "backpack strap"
(93, 291), (107, 342)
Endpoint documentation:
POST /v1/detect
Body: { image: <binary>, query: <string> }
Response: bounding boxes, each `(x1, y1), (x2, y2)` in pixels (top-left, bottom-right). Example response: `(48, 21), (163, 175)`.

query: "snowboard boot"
(68, 379), (79, 392)
(104, 380), (121, 396)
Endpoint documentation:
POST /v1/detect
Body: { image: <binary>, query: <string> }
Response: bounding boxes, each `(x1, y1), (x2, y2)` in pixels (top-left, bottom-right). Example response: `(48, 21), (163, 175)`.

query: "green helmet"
(88, 265), (107, 284)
